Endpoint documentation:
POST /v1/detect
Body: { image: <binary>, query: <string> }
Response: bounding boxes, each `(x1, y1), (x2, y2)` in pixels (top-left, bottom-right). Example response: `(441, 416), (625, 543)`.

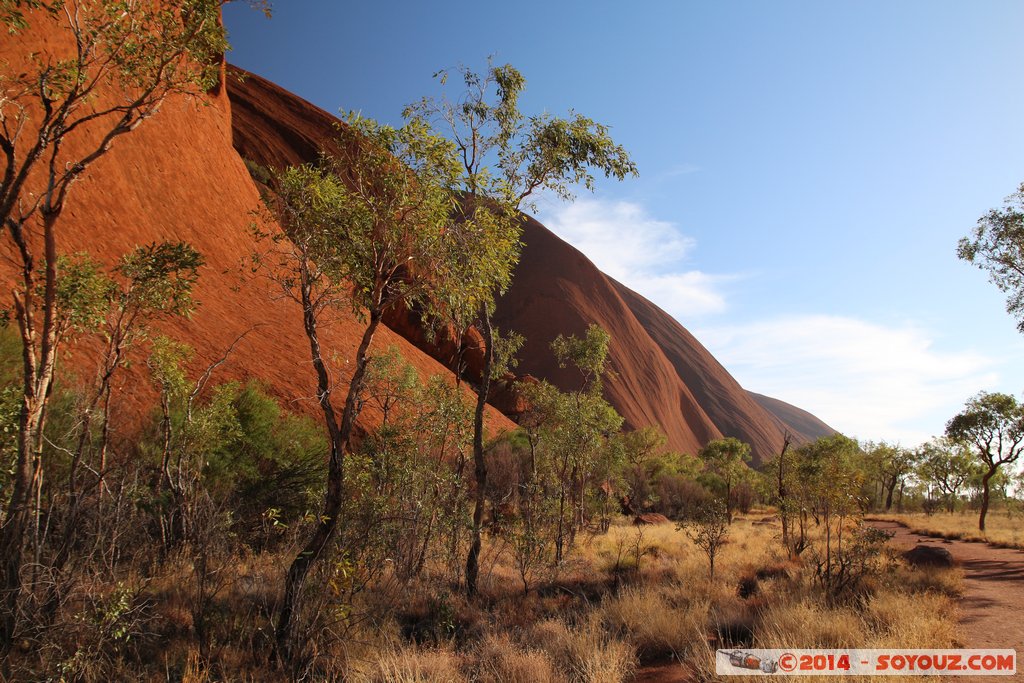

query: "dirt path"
(871, 520), (1024, 681)
(633, 523), (1023, 682)
(631, 661), (691, 683)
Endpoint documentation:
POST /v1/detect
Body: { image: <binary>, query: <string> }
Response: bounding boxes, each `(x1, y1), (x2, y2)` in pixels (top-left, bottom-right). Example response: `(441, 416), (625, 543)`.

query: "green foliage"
(403, 62), (635, 596)
(945, 391), (1024, 530)
(792, 434), (865, 515)
(945, 391), (1024, 470)
(242, 157), (273, 186)
(362, 346), (421, 424)
(862, 440), (920, 511)
(552, 323), (611, 391)
(405, 61), (636, 336)
(761, 436), (888, 593)
(700, 437), (752, 478)
(619, 426), (668, 467)
(490, 327), (524, 380)
(144, 339), (326, 538)
(2, 0), (230, 226)
(678, 497), (729, 579)
(958, 183), (1024, 333)
(916, 438), (980, 512)
(55, 580), (150, 680)
(53, 253), (117, 337)
(0, 328), (22, 491)
(50, 242), (201, 353)
(615, 426), (700, 516)
(505, 111), (639, 209)
(210, 383), (326, 529)
(333, 354), (473, 597)
(1, 0), (58, 33)
(698, 437), (753, 522)
(147, 335), (191, 402)
(778, 434), (866, 556)
(515, 326), (624, 562)
(408, 61), (637, 212)
(259, 114), (460, 325)
(811, 521), (893, 601)
(115, 242), (203, 318)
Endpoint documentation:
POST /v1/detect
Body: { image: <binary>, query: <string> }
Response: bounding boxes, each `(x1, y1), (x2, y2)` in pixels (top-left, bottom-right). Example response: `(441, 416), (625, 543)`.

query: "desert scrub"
(526, 617), (637, 683)
(470, 634), (558, 683)
(599, 583), (709, 661)
(356, 646), (465, 683)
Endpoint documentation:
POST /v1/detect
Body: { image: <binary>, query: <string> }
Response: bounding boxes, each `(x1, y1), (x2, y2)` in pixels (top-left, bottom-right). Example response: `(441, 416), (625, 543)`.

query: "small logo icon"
(728, 650), (780, 674)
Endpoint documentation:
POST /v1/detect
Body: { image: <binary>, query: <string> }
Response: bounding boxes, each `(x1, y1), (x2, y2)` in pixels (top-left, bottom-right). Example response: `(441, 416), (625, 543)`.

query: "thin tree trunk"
(0, 210), (59, 648)
(274, 265), (381, 661)
(979, 467), (995, 532)
(465, 310), (493, 598)
(884, 477), (897, 512)
(777, 434), (790, 551)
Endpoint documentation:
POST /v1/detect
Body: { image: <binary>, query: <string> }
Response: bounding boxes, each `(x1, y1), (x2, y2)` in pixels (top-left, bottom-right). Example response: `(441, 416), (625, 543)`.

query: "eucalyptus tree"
(255, 114), (463, 659)
(42, 243), (202, 619)
(865, 441), (919, 512)
(517, 324), (623, 566)
(916, 437), (979, 512)
(0, 0), (226, 646)
(958, 183), (1024, 333)
(699, 437), (753, 523)
(405, 63), (637, 596)
(945, 391), (1024, 531)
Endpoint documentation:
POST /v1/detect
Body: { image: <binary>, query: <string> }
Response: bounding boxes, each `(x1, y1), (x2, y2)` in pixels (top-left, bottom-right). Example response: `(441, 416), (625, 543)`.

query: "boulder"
(903, 544), (955, 569)
(633, 513), (671, 526)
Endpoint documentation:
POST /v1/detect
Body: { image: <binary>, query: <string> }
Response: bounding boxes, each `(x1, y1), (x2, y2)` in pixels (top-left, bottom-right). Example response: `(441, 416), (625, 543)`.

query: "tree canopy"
(958, 183), (1024, 333)
(945, 391), (1024, 530)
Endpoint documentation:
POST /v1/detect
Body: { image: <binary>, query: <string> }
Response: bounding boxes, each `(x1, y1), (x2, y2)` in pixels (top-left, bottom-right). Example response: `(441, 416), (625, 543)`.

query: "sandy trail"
(871, 520), (1023, 681)
(633, 522), (1023, 682)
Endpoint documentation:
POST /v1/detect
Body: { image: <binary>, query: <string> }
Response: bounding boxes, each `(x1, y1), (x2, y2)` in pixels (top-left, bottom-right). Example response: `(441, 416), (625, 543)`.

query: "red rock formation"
(487, 373), (539, 419)
(496, 219), (836, 464)
(222, 65), (835, 464)
(747, 392), (836, 445)
(0, 19), (514, 439)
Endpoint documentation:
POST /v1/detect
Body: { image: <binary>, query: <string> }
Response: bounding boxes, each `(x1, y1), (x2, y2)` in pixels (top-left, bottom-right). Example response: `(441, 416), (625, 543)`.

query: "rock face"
(0, 9), (837, 458)
(747, 392), (836, 445)
(223, 65), (836, 465)
(492, 216), (837, 463)
(0, 24), (514, 439)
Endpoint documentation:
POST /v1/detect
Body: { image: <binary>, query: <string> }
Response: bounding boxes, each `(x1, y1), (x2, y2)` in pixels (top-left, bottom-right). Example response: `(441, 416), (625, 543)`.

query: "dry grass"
(892, 563), (965, 598)
(526, 617), (637, 683)
(353, 646), (465, 683)
(472, 634), (558, 683)
(600, 583), (708, 660)
(12, 511), (961, 682)
(870, 510), (1024, 550)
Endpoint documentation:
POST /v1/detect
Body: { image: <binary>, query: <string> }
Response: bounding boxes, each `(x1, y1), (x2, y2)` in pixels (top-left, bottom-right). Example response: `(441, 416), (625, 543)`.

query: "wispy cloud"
(539, 198), (730, 318)
(537, 199), (999, 444)
(698, 315), (999, 445)
(662, 163), (702, 178)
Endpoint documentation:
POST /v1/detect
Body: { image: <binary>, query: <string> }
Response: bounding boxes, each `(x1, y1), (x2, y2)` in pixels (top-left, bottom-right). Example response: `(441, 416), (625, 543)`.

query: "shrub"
(654, 476), (711, 519)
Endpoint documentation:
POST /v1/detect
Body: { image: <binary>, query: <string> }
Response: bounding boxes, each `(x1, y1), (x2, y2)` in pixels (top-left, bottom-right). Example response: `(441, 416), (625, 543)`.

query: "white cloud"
(698, 315), (999, 445)
(539, 198), (729, 318)
(537, 199), (1000, 444)
(662, 163), (701, 178)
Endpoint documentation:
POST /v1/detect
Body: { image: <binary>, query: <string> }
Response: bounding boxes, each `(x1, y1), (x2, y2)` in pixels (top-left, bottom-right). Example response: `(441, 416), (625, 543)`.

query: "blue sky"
(222, 1), (1024, 446)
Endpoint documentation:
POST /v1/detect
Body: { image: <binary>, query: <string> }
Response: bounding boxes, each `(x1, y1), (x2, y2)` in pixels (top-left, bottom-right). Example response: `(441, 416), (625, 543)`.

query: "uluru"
(9, 4), (1007, 682)
(224, 65), (836, 463)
